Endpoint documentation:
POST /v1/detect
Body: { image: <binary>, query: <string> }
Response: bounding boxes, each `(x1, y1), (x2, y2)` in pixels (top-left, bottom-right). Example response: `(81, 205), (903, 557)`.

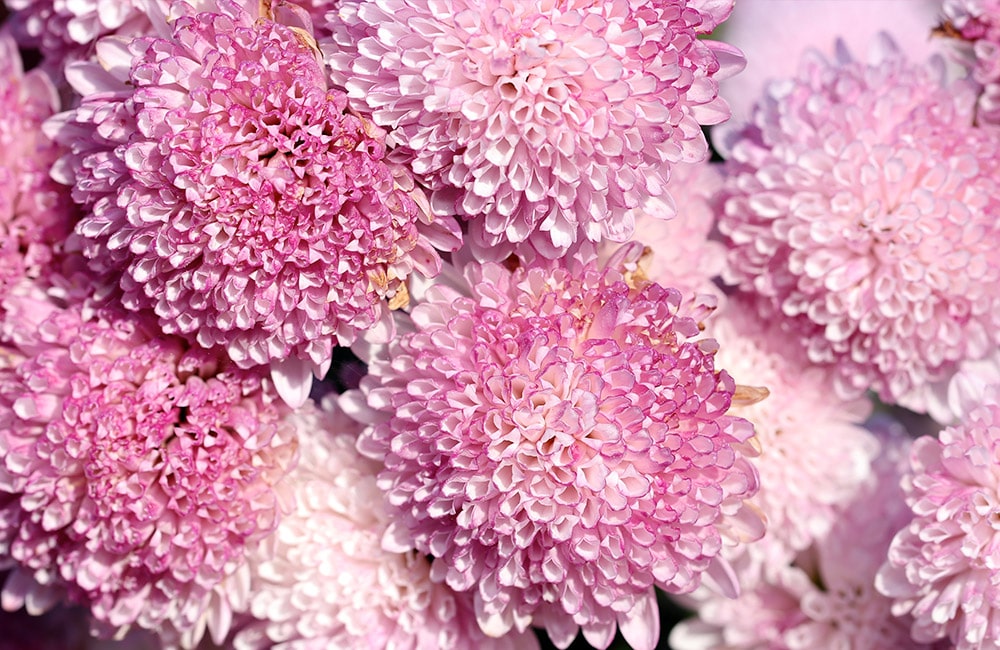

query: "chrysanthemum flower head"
(0, 281), (298, 648)
(325, 0), (744, 260)
(236, 398), (537, 650)
(344, 244), (763, 650)
(940, 0), (1000, 126)
(877, 385), (1000, 649)
(720, 36), (1000, 410)
(0, 32), (74, 306)
(709, 294), (877, 560)
(46, 0), (460, 406)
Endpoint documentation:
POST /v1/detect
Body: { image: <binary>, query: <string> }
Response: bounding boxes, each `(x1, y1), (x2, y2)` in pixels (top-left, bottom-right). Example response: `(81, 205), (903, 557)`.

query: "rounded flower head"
(878, 386), (1000, 649)
(0, 282), (298, 648)
(0, 32), (74, 306)
(237, 399), (537, 650)
(345, 245), (763, 650)
(719, 38), (1000, 410)
(709, 294), (877, 560)
(325, 0), (743, 260)
(46, 0), (460, 404)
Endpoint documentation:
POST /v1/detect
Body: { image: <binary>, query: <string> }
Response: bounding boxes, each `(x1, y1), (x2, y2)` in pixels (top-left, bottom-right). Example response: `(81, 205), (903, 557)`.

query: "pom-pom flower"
(344, 244), (763, 650)
(237, 399), (537, 650)
(0, 282), (298, 648)
(325, 0), (744, 260)
(719, 37), (1000, 410)
(0, 32), (74, 306)
(939, 0), (1000, 126)
(709, 294), (877, 561)
(46, 0), (460, 405)
(877, 386), (1000, 649)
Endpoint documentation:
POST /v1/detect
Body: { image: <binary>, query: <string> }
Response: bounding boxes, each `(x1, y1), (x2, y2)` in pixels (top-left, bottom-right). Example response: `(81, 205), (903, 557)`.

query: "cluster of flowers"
(1, 0), (1000, 648)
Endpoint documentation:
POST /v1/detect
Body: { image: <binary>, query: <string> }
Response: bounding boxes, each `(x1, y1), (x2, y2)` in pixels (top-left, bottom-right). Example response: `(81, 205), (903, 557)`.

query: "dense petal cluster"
(0, 33), (73, 305)
(673, 418), (931, 650)
(325, 0), (743, 259)
(878, 387), (1000, 650)
(720, 40), (1000, 410)
(941, 0), (1000, 126)
(709, 295), (877, 560)
(237, 400), (535, 650)
(0, 283), (298, 647)
(46, 0), (459, 398)
(347, 246), (762, 649)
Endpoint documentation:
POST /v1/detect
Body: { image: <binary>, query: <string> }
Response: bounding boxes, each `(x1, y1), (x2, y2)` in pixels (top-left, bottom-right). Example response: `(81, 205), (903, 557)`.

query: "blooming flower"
(0, 280), (298, 648)
(939, 0), (1000, 126)
(672, 417), (931, 650)
(344, 244), (763, 649)
(46, 0), (460, 406)
(0, 32), (74, 307)
(877, 386), (1000, 649)
(236, 398), (536, 650)
(709, 294), (877, 561)
(325, 0), (744, 260)
(719, 37), (1000, 411)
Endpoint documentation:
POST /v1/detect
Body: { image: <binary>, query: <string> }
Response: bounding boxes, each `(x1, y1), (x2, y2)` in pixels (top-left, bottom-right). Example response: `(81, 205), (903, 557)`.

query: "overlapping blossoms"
(45, 0), (460, 405)
(325, 0), (743, 260)
(720, 37), (1000, 412)
(0, 280), (298, 648)
(344, 244), (764, 650)
(237, 399), (537, 650)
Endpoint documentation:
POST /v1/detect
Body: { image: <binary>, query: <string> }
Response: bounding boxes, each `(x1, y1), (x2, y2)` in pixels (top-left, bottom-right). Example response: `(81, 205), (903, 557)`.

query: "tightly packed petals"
(719, 38), (1000, 410)
(709, 294), (877, 560)
(0, 33), (74, 306)
(601, 160), (727, 303)
(325, 0), (743, 259)
(345, 245), (763, 649)
(673, 417), (931, 650)
(0, 282), (298, 648)
(877, 386), (1000, 649)
(46, 0), (460, 400)
(237, 399), (536, 650)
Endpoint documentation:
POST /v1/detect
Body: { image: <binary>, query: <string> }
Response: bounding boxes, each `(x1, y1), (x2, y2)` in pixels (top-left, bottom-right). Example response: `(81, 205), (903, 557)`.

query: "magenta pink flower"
(878, 386), (1000, 649)
(237, 399), (537, 650)
(720, 38), (1000, 411)
(46, 0), (460, 405)
(0, 32), (74, 307)
(344, 245), (763, 649)
(325, 0), (743, 260)
(0, 282), (298, 648)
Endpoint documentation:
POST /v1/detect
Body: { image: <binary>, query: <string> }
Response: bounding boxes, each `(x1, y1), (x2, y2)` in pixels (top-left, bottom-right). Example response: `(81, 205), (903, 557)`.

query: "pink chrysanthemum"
(344, 245), (763, 650)
(719, 37), (1000, 410)
(0, 282), (298, 648)
(0, 32), (74, 305)
(599, 160), (727, 304)
(236, 399), (537, 650)
(709, 295), (877, 561)
(325, 0), (744, 260)
(46, 0), (460, 405)
(673, 418), (933, 650)
(940, 0), (1000, 126)
(877, 386), (1000, 649)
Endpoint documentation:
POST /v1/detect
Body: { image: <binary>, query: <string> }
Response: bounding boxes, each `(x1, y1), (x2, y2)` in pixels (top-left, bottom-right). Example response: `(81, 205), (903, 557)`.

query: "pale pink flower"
(0, 282), (298, 648)
(343, 245), (763, 650)
(709, 295), (877, 561)
(325, 0), (744, 260)
(720, 37), (1000, 411)
(0, 32), (74, 306)
(940, 0), (1000, 125)
(236, 399), (536, 650)
(600, 160), (727, 304)
(877, 386), (1000, 650)
(45, 0), (460, 406)
(673, 418), (933, 650)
